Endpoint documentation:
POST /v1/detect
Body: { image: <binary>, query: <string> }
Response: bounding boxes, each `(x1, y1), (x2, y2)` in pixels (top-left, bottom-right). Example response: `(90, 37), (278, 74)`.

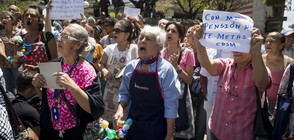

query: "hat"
(281, 28), (294, 36)
(87, 17), (96, 23)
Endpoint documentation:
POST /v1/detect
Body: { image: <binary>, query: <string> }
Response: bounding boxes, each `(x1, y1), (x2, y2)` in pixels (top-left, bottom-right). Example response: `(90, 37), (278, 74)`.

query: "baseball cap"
(87, 17), (96, 23)
(281, 28), (294, 36)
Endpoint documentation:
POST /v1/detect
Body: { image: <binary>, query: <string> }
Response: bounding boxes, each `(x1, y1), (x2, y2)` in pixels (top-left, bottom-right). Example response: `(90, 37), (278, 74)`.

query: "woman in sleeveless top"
(262, 32), (294, 114)
(20, 6), (57, 70)
(0, 11), (21, 94)
(161, 22), (196, 139)
(100, 20), (138, 123)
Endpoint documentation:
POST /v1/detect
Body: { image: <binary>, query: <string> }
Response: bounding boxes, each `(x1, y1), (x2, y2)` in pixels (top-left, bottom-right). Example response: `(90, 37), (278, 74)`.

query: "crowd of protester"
(0, 2), (294, 140)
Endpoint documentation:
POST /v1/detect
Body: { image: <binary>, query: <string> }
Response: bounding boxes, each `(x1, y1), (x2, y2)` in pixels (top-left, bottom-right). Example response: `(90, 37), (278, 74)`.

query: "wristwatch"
(176, 67), (183, 74)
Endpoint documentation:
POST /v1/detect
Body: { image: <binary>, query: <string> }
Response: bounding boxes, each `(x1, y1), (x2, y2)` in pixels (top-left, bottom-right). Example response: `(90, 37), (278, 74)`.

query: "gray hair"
(158, 19), (169, 26)
(140, 25), (166, 47)
(67, 24), (89, 54)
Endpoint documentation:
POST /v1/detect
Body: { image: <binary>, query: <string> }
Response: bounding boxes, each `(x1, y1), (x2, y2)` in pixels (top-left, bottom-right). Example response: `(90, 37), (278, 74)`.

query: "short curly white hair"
(139, 25), (166, 47)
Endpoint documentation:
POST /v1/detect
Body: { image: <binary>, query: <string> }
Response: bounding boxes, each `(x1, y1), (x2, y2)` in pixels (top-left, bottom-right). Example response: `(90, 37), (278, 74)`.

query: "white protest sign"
(38, 62), (65, 89)
(50, 0), (84, 20)
(199, 10), (254, 53)
(124, 7), (141, 21)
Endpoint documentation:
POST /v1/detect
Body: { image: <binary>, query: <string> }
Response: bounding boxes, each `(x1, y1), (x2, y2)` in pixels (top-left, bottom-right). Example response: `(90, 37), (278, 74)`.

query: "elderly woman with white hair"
(32, 24), (104, 139)
(113, 25), (181, 140)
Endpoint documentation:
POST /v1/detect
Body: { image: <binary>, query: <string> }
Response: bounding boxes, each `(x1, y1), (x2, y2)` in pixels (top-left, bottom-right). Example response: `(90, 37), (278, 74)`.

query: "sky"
(283, 0), (293, 28)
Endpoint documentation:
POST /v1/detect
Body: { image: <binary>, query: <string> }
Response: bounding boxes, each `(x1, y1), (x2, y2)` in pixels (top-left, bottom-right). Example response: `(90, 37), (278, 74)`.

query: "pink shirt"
(267, 70), (284, 103)
(160, 47), (195, 71)
(47, 61), (96, 131)
(209, 58), (271, 140)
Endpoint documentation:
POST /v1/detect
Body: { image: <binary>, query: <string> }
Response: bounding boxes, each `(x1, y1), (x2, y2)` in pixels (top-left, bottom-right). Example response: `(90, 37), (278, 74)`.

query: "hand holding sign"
(250, 28), (264, 54)
(199, 10), (254, 53)
(124, 7), (141, 21)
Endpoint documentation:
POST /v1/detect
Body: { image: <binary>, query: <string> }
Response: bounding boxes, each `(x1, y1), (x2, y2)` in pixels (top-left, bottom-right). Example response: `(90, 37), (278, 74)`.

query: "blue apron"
(125, 59), (167, 140)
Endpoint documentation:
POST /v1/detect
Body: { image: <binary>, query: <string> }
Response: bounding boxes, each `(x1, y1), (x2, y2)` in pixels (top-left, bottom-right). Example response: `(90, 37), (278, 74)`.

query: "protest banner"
(199, 10), (254, 53)
(124, 7), (141, 21)
(50, 0), (84, 20)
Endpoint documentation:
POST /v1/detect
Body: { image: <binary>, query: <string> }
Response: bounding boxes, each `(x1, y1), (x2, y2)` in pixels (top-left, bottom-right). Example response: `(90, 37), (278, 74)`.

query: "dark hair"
(16, 70), (37, 93)
(269, 32), (285, 43)
(116, 19), (133, 42)
(0, 11), (16, 25)
(105, 18), (116, 27)
(29, 5), (43, 15)
(165, 21), (186, 42)
(23, 7), (44, 31)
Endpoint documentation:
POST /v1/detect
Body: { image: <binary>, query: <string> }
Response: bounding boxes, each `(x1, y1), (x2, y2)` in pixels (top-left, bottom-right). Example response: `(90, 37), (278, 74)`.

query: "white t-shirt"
(104, 43), (138, 74)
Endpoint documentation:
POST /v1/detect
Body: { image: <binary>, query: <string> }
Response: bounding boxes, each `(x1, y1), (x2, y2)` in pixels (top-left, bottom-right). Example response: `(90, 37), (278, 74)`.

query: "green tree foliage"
(209, 0), (248, 12)
(173, 0), (209, 19)
(155, 0), (175, 14)
(0, 0), (41, 13)
(264, 0), (285, 6)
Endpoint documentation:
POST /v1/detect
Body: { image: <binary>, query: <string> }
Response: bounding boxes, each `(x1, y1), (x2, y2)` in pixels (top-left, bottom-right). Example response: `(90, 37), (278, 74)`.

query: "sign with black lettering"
(50, 0), (84, 20)
(199, 10), (254, 53)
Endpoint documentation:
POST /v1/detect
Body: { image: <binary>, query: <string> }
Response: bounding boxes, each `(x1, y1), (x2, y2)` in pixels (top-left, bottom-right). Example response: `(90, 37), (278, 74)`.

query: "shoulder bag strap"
(58, 56), (98, 124)
(0, 84), (25, 131)
(286, 62), (294, 96)
(60, 90), (79, 125)
(178, 47), (187, 99)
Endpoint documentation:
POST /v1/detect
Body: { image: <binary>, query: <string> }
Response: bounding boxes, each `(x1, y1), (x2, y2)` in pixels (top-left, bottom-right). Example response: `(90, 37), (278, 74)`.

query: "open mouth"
(139, 46), (146, 51)
(57, 43), (63, 48)
(167, 36), (172, 40)
(265, 46), (272, 50)
(26, 21), (32, 25)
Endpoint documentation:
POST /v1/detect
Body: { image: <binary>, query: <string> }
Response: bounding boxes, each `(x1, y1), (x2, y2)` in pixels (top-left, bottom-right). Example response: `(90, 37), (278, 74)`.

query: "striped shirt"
(209, 58), (271, 140)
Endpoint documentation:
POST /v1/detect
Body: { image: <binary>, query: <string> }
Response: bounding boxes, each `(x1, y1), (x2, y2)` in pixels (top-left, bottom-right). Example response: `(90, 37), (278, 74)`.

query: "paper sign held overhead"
(50, 0), (84, 20)
(124, 7), (141, 21)
(199, 10), (254, 53)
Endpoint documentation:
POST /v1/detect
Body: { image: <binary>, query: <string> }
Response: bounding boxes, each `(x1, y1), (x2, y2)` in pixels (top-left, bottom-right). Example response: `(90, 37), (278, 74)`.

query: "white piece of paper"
(124, 7), (141, 21)
(50, 0), (84, 20)
(38, 62), (65, 89)
(199, 10), (254, 53)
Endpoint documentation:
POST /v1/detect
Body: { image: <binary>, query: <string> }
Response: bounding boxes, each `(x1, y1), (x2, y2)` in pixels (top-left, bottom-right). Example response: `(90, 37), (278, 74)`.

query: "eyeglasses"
(113, 28), (126, 34)
(9, 9), (18, 13)
(59, 34), (78, 41)
(23, 13), (38, 19)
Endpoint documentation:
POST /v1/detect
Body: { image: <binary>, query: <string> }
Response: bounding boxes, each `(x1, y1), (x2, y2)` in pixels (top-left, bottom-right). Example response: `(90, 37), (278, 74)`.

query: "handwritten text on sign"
(50, 0), (84, 20)
(199, 10), (254, 53)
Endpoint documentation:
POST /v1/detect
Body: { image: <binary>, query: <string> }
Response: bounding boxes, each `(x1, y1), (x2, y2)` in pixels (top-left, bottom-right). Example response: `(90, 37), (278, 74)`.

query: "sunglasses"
(113, 28), (126, 34)
(59, 34), (78, 41)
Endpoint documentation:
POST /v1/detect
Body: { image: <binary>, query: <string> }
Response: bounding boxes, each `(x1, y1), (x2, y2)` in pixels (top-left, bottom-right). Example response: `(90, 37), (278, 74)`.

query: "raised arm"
(193, 24), (219, 76)
(251, 28), (270, 92)
(44, 0), (53, 33)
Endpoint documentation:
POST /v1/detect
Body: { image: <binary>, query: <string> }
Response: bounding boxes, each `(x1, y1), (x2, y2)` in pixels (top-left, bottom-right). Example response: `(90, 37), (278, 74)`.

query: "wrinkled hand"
(79, 13), (87, 26)
(32, 73), (46, 89)
(1, 37), (15, 46)
(192, 24), (204, 42)
(169, 53), (179, 68)
(113, 110), (124, 129)
(250, 27), (263, 54)
(102, 68), (112, 81)
(46, 0), (53, 11)
(24, 64), (38, 70)
(52, 72), (77, 89)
